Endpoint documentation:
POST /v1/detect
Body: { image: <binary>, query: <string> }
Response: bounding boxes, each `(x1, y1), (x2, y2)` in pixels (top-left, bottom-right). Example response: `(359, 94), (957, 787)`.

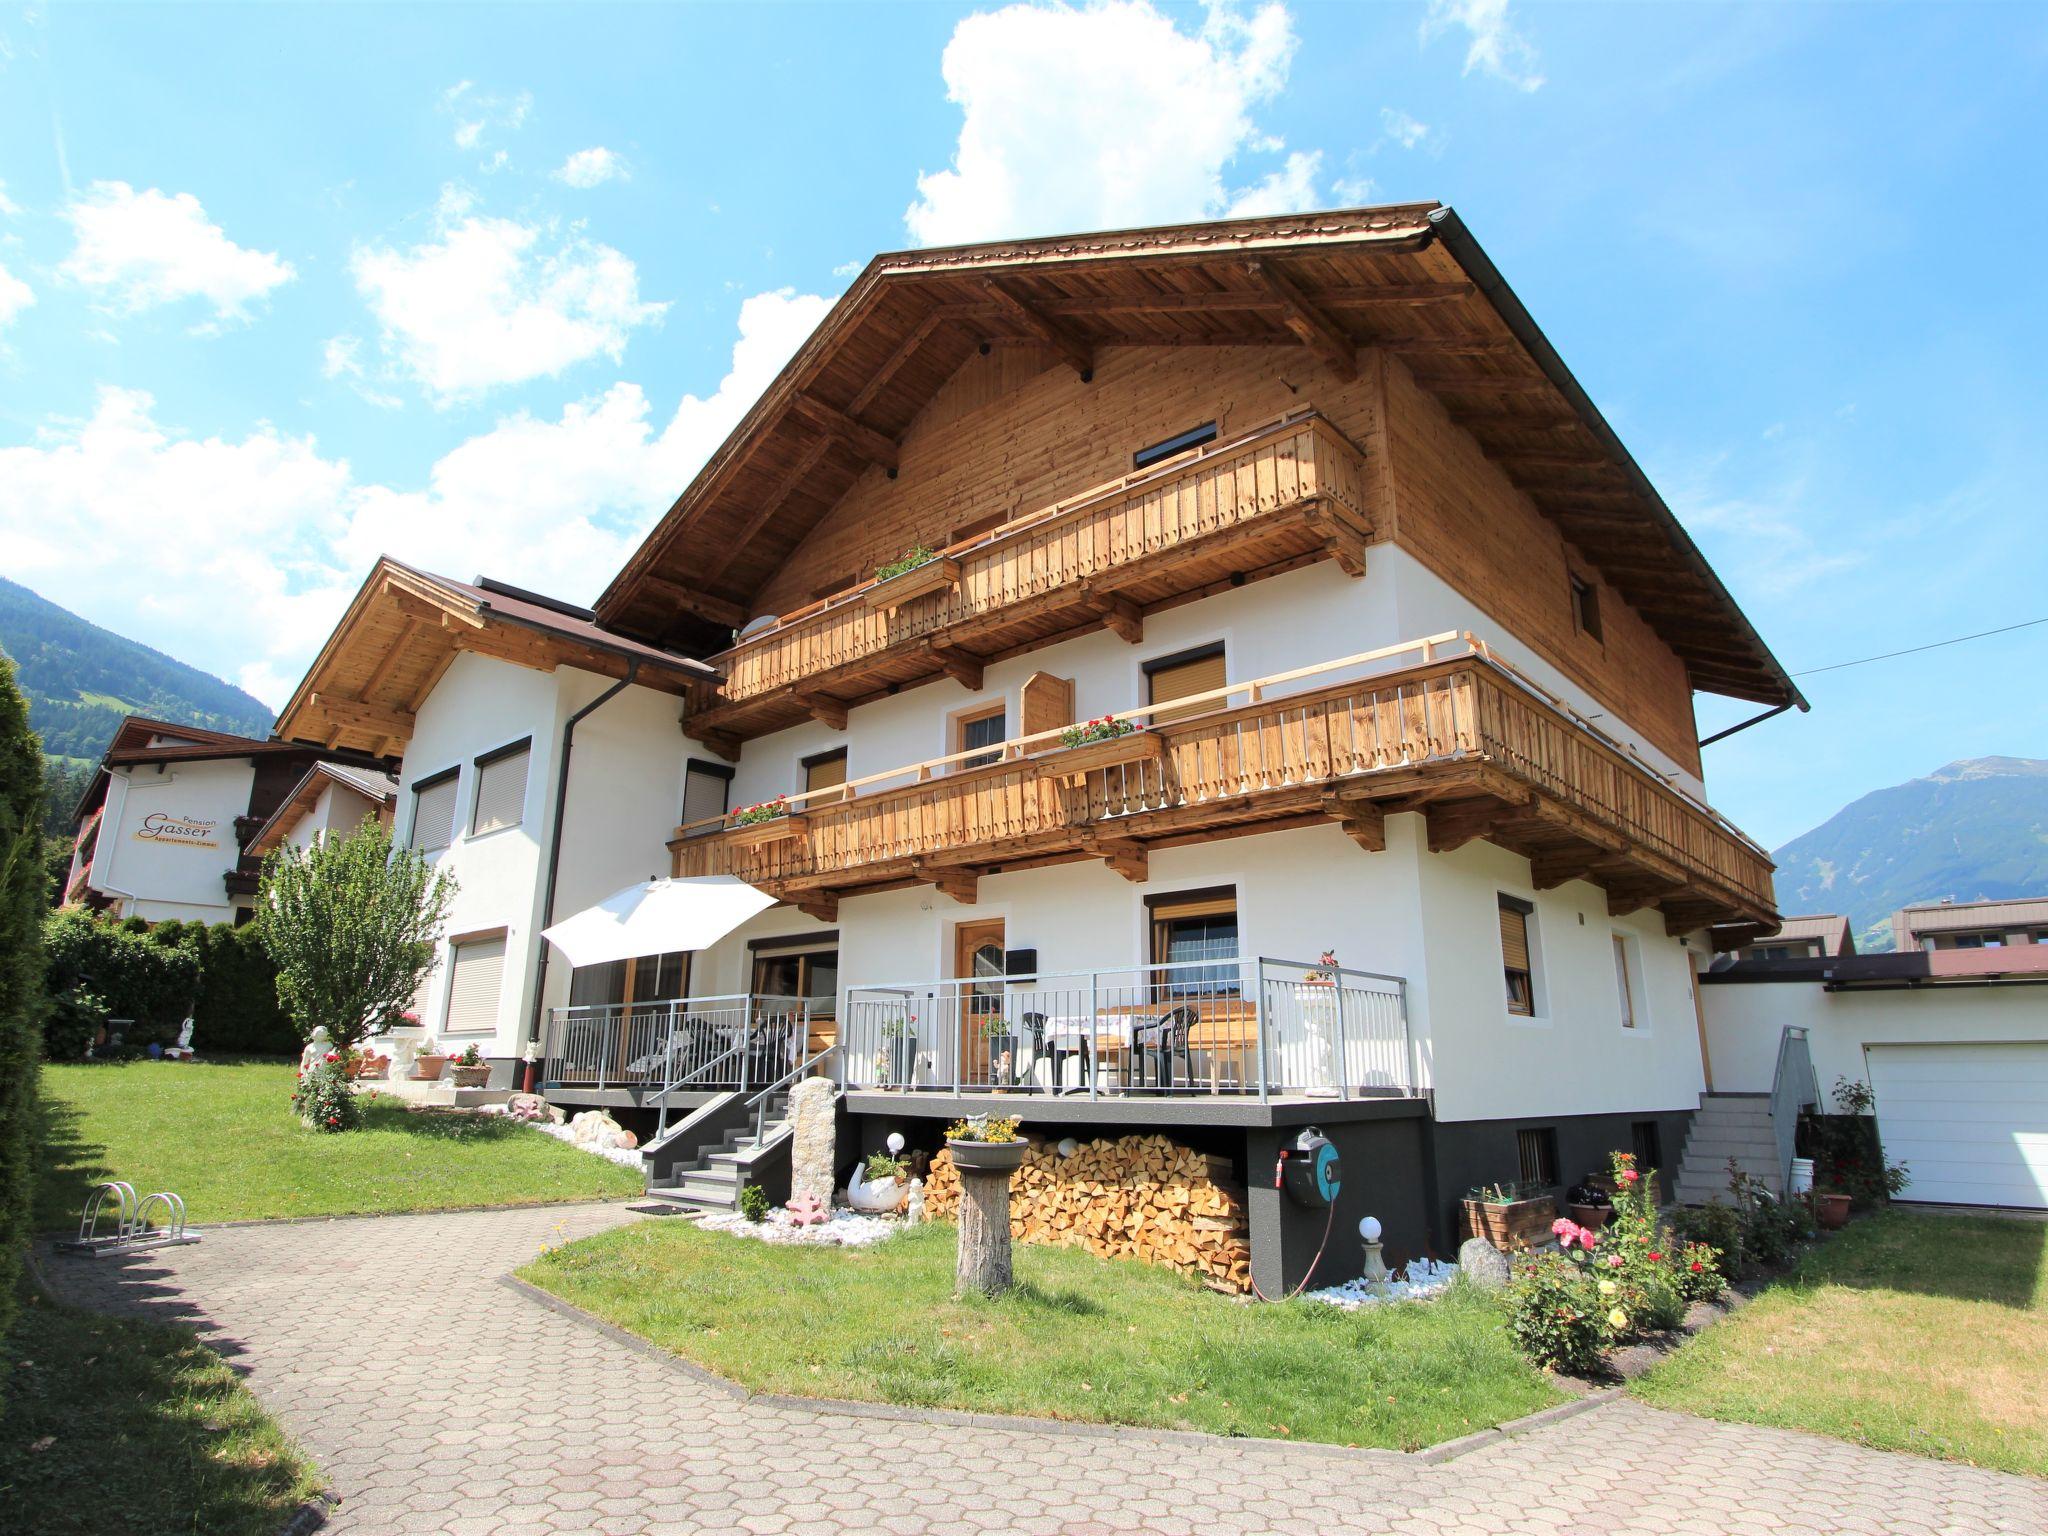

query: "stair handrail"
(1768, 1025), (1819, 1196)
(743, 1014), (833, 1146)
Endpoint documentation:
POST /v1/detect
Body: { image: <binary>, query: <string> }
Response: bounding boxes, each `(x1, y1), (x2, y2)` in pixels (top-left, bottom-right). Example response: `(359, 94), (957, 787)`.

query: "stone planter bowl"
(948, 1139), (1028, 1175)
(451, 1065), (491, 1088)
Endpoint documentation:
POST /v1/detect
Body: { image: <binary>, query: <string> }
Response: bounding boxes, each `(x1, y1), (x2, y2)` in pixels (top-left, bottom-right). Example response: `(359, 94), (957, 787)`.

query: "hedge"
(41, 910), (297, 1059)
(0, 651), (47, 1369)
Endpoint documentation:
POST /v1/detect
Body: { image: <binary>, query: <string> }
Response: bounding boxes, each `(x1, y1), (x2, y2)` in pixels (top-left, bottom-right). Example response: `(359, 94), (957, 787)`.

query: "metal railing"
(745, 1041), (840, 1146)
(540, 993), (810, 1108)
(1769, 1024), (1821, 1193)
(839, 956), (1415, 1100)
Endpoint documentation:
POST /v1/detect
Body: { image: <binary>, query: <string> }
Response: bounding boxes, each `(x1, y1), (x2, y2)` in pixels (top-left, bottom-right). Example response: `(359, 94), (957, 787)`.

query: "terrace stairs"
(1674, 1093), (1784, 1205)
(641, 1089), (793, 1213)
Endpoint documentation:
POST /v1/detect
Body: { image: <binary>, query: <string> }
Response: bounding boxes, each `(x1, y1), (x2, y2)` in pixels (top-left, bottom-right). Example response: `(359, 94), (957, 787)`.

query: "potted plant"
(450, 1042), (491, 1088)
(728, 796), (809, 847)
(1461, 1180), (1560, 1251)
(1565, 1180), (1614, 1232)
(880, 1014), (919, 1088)
(946, 1115), (1025, 1296)
(847, 1148), (907, 1213)
(1814, 1189), (1853, 1230)
(944, 1113), (1025, 1173)
(980, 1016), (1018, 1089)
(864, 544), (961, 611)
(413, 1037), (448, 1081)
(1034, 715), (1165, 779)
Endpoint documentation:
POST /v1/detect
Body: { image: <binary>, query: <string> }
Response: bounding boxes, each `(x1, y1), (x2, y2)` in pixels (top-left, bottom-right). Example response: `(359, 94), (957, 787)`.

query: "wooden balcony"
(685, 411), (1372, 752)
(671, 633), (1778, 937)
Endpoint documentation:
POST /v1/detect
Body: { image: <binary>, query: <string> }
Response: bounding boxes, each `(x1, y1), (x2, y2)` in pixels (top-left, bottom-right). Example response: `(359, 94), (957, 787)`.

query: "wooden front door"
(954, 919), (1005, 1088)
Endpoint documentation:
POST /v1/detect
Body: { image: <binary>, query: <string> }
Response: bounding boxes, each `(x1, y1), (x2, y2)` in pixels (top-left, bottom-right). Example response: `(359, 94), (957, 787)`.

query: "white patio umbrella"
(540, 875), (777, 967)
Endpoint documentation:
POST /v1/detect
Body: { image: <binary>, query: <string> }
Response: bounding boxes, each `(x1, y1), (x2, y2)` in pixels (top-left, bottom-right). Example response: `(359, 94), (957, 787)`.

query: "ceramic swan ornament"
(845, 1163), (902, 1214)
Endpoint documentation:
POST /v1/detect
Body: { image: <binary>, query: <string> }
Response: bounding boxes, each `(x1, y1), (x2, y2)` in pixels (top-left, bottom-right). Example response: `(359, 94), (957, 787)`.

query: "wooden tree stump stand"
(949, 1139), (1026, 1296)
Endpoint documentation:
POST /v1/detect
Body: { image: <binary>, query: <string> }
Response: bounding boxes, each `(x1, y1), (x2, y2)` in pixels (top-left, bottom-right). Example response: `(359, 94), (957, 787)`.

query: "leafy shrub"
(738, 1185), (770, 1223)
(1675, 1242), (1729, 1304)
(1669, 1201), (1744, 1279)
(41, 987), (104, 1062)
(0, 650), (46, 1378)
(42, 907), (200, 1039)
(1600, 1150), (1685, 1332)
(1505, 1250), (1608, 1373)
(290, 1053), (361, 1133)
(863, 1150), (905, 1183)
(190, 920), (296, 1055)
(1799, 1082), (1907, 1209)
(1725, 1159), (1815, 1269)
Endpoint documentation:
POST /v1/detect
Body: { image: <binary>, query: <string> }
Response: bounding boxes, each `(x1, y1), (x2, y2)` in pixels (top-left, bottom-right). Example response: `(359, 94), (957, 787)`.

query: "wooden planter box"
(727, 813), (810, 848)
(864, 556), (960, 611)
(1460, 1193), (1559, 1252)
(1032, 730), (1165, 781)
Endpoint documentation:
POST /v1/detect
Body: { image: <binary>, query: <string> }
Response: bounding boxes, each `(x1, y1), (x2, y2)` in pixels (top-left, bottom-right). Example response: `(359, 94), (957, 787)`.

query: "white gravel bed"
(700, 1208), (900, 1247)
(1306, 1257), (1459, 1309)
(524, 1119), (645, 1170)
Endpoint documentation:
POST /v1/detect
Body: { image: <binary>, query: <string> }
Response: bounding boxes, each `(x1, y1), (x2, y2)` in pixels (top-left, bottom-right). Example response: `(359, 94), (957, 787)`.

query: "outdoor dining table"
(1036, 1014), (1136, 1092)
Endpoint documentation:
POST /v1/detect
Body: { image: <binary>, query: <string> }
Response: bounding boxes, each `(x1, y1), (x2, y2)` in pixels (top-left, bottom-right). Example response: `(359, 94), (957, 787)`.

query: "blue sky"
(1, 1), (2043, 850)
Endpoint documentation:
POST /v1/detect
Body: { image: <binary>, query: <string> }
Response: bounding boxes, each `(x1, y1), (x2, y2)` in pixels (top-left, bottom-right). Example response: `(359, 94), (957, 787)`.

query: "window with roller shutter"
(410, 769), (459, 852)
(1144, 643), (1227, 726)
(471, 740), (531, 835)
(1499, 896), (1536, 1017)
(443, 934), (507, 1037)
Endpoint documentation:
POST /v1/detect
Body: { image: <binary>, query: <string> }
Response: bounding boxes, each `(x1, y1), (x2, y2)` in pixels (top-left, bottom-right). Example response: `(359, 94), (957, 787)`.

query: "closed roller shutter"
(1147, 647), (1227, 725)
(805, 751), (848, 806)
(411, 773), (458, 852)
(444, 936), (507, 1037)
(471, 744), (530, 835)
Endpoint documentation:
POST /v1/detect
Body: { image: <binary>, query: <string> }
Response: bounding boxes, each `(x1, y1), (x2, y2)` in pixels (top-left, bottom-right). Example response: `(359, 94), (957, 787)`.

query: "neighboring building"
(1720, 913), (1854, 964)
(280, 205), (1804, 1285)
(64, 716), (387, 925)
(1699, 944), (2048, 1210)
(242, 761), (399, 859)
(1892, 895), (2048, 954)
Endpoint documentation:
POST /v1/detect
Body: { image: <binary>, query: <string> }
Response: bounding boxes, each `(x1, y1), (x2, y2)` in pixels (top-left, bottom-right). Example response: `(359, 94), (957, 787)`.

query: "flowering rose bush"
(291, 1054), (362, 1133)
(1601, 1151), (1686, 1331)
(1504, 1250), (1608, 1373)
(1675, 1241), (1729, 1304)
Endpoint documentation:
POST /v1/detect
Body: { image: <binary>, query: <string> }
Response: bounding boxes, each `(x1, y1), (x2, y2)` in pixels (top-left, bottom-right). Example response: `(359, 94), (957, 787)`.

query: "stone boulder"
(1458, 1237), (1512, 1290)
(787, 1076), (839, 1208)
(569, 1109), (626, 1148)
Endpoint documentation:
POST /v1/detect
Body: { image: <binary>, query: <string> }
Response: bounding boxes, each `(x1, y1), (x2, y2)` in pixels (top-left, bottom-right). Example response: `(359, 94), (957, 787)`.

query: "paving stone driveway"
(43, 1203), (2047, 1535)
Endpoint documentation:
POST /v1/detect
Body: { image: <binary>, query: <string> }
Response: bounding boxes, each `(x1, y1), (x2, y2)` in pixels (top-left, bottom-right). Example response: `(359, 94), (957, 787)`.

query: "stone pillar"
(787, 1076), (838, 1208)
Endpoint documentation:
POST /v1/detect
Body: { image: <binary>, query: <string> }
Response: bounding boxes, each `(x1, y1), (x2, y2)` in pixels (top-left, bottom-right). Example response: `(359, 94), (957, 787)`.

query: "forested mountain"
(0, 576), (274, 839)
(1773, 757), (2048, 950)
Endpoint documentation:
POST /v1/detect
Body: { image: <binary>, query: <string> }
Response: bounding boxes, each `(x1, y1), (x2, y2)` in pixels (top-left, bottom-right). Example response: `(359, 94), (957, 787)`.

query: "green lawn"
(35, 1058), (643, 1229)
(1635, 1210), (2048, 1476)
(521, 1220), (1563, 1451)
(0, 1289), (324, 1536)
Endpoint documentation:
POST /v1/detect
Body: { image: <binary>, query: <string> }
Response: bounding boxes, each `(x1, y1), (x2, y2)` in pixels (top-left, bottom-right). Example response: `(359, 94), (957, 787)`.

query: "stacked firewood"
(922, 1134), (1252, 1293)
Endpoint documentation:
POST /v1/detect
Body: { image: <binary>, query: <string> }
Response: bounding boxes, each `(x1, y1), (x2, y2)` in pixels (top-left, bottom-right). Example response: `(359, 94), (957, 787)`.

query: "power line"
(1791, 616), (2048, 678)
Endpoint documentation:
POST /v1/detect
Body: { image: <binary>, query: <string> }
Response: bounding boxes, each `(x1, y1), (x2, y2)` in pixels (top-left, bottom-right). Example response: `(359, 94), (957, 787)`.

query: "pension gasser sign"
(135, 812), (221, 849)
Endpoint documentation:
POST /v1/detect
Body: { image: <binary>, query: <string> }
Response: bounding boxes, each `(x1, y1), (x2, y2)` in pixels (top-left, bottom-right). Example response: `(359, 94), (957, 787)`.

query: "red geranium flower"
(1690, 1260), (1704, 1273)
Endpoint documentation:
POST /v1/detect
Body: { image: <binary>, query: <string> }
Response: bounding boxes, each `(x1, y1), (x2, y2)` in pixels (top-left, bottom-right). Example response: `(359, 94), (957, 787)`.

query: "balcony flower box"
(1460, 1190), (1559, 1252)
(1033, 724), (1164, 781)
(863, 554), (960, 612)
(727, 811), (810, 849)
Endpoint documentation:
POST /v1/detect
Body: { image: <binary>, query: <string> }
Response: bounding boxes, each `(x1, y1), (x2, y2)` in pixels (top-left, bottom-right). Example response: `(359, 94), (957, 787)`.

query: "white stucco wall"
(1701, 979), (2048, 1098)
(88, 757), (254, 923)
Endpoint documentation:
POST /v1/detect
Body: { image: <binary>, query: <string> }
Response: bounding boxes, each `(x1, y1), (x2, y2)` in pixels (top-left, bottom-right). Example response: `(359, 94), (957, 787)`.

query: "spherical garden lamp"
(1358, 1215), (1390, 1287)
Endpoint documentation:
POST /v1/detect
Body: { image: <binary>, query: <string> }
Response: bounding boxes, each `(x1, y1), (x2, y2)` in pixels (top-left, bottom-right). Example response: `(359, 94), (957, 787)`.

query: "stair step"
(686, 1161), (741, 1184)
(664, 1179), (740, 1208)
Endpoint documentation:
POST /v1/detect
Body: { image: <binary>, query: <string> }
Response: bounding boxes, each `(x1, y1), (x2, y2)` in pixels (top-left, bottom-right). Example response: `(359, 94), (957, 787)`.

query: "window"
(955, 704), (1007, 770)
(1133, 421), (1218, 471)
(629, 950), (691, 1007)
(1569, 573), (1602, 642)
(750, 933), (840, 1020)
(1499, 896), (1535, 1016)
(1147, 887), (1239, 996)
(1145, 643), (1227, 727)
(803, 748), (848, 806)
(443, 933), (507, 1036)
(1517, 1127), (1559, 1188)
(1631, 1120), (1664, 1176)
(471, 739), (531, 836)
(410, 769), (459, 853)
(1954, 932), (2003, 949)
(681, 759), (734, 834)
(1612, 933), (1637, 1029)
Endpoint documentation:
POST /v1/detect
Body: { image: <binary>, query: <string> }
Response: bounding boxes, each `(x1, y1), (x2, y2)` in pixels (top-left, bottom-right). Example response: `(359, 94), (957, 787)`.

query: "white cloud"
(554, 147), (628, 188)
(1331, 175), (1378, 205)
(350, 190), (669, 402)
(320, 333), (402, 409)
(1379, 107), (1430, 150)
(1422, 0), (1544, 92)
(59, 182), (295, 324)
(905, 0), (1321, 246)
(1668, 472), (1866, 599)
(441, 80), (531, 152)
(0, 181), (20, 216)
(0, 290), (831, 707)
(0, 261), (33, 330)
(1223, 150), (1321, 218)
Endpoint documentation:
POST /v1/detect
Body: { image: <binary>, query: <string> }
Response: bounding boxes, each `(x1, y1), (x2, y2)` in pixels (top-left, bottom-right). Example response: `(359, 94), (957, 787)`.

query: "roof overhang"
(597, 202), (1800, 710)
(275, 558), (716, 757)
(244, 761), (398, 859)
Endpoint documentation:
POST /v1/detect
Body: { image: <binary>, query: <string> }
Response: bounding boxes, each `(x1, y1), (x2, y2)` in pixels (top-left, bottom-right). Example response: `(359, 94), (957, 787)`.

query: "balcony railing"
(842, 957), (1415, 1101)
(540, 993), (811, 1097)
(673, 631), (1777, 926)
(691, 410), (1370, 739)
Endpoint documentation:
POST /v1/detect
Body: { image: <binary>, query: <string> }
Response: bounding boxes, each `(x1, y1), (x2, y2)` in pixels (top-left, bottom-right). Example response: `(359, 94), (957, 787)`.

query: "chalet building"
(1892, 895), (2048, 953)
(64, 716), (388, 925)
(278, 205), (1806, 1286)
(242, 761), (399, 860)
(1718, 912), (1855, 964)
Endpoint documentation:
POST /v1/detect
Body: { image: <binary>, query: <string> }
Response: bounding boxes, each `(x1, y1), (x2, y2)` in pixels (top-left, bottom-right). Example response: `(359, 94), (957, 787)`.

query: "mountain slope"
(0, 576), (274, 764)
(1773, 757), (2048, 950)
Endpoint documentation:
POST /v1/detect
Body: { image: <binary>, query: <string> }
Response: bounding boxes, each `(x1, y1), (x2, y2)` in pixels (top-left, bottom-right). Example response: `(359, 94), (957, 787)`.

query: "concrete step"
(1681, 1140), (1780, 1163)
(684, 1161), (741, 1186)
(658, 1178), (740, 1209)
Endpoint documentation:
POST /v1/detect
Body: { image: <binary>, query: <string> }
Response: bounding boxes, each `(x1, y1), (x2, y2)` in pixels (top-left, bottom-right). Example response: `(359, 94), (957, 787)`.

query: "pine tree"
(0, 651), (48, 1361)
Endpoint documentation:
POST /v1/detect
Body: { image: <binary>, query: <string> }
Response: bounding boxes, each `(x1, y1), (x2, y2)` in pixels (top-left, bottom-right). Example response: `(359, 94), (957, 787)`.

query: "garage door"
(1866, 1043), (2048, 1209)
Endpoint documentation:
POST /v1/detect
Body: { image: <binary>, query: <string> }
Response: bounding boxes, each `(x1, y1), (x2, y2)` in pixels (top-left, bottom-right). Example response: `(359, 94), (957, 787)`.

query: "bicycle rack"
(56, 1181), (201, 1257)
